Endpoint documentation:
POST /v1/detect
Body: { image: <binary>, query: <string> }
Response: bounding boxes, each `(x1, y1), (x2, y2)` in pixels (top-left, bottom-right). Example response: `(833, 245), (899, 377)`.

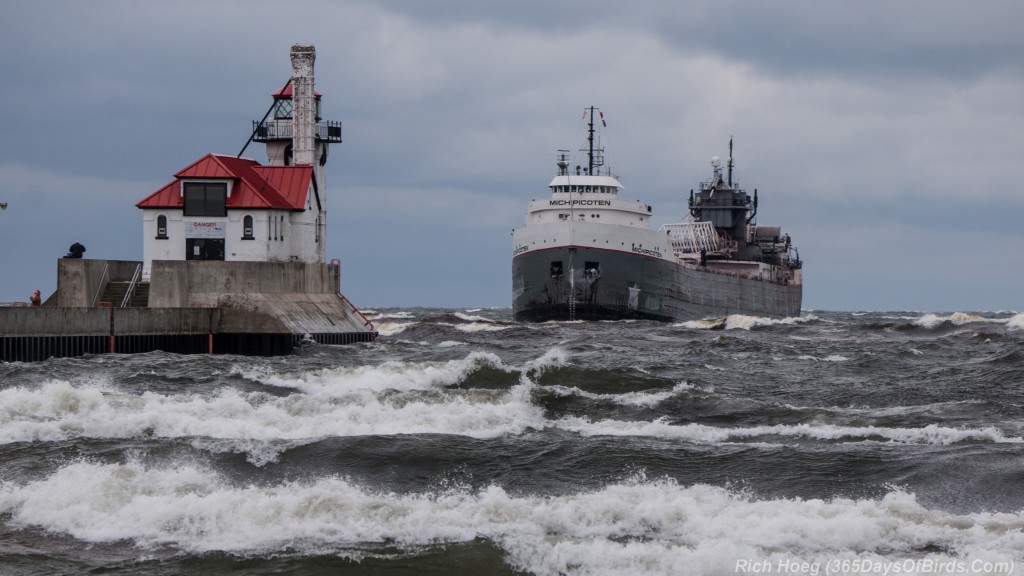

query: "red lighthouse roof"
(136, 154), (313, 211)
(272, 80), (322, 100)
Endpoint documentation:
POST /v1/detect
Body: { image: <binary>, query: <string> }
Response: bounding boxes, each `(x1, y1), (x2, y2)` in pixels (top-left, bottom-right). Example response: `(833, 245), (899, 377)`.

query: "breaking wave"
(554, 418), (1023, 445)
(1, 462), (1020, 576)
(675, 314), (818, 330)
(913, 312), (1001, 329)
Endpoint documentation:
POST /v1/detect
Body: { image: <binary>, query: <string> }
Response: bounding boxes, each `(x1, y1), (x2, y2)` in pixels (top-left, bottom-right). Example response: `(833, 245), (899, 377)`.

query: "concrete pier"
(1, 258), (375, 362)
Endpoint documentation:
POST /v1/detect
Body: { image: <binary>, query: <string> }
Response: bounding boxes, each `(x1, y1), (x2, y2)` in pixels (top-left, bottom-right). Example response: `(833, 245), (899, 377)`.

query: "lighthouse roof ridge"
(136, 153), (312, 211)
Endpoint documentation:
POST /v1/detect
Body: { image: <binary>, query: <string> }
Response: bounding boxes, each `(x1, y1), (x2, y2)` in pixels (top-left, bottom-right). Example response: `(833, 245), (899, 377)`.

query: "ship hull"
(512, 246), (801, 322)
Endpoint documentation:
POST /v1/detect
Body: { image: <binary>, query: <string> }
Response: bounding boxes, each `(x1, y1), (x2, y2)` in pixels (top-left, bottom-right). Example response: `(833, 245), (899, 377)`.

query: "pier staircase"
(99, 281), (150, 308)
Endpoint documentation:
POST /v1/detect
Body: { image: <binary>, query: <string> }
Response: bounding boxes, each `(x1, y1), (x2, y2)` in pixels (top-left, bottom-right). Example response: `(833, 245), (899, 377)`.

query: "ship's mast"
(727, 137), (734, 187)
(582, 106), (605, 175)
(587, 106), (596, 174)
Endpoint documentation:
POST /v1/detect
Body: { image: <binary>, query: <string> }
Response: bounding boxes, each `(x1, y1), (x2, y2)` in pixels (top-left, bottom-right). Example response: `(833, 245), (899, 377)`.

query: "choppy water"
(1, 309), (1023, 575)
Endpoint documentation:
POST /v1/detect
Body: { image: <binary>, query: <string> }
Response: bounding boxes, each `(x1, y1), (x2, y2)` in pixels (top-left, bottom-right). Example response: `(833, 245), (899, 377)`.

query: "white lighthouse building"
(137, 45), (342, 280)
(0, 44), (373, 362)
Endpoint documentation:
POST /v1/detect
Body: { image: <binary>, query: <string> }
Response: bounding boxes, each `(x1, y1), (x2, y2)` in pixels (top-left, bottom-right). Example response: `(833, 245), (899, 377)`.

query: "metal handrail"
(251, 120), (343, 143)
(90, 263), (109, 307)
(120, 263), (142, 308)
(337, 292), (375, 329)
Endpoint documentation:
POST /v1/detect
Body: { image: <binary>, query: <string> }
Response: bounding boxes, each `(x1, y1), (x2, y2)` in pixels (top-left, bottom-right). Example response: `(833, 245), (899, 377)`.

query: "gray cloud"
(1, 0), (1021, 311)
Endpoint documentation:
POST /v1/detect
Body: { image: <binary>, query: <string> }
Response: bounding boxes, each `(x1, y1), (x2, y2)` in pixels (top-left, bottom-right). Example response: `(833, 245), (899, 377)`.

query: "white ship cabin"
(525, 173), (653, 227)
(135, 45), (341, 281)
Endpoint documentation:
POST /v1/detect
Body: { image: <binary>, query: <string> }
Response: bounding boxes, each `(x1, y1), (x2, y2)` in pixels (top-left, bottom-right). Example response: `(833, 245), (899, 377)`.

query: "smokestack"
(290, 44), (316, 166)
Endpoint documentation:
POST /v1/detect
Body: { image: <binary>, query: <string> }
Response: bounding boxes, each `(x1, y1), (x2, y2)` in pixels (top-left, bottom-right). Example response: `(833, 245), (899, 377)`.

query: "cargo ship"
(512, 107), (802, 321)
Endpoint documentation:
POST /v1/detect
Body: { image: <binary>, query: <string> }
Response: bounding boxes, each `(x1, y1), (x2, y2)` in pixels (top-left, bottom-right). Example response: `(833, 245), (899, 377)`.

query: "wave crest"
(4, 462), (1021, 575)
(676, 314), (817, 331)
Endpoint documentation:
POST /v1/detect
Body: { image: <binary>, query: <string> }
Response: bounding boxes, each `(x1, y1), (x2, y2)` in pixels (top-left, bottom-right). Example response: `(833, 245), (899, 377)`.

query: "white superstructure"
(513, 154), (675, 263)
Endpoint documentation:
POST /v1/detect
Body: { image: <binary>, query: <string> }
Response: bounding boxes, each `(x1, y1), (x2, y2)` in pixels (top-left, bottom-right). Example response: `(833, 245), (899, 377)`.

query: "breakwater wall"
(1, 259), (375, 362)
(0, 306), (301, 361)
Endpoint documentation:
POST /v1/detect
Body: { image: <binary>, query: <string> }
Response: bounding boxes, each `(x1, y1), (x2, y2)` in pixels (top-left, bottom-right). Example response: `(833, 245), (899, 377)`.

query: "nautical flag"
(600, 111), (606, 127)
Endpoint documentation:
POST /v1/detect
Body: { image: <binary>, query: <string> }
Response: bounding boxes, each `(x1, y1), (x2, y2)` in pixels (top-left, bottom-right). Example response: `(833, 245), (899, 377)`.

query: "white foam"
(798, 354), (849, 362)
(913, 312), (995, 329)
(545, 382), (693, 408)
(521, 347), (569, 378)
(373, 321), (416, 336)
(372, 310), (417, 320)
(451, 322), (510, 333)
(676, 314), (816, 331)
(554, 418), (1024, 445)
(1006, 313), (1024, 331)
(453, 312), (495, 323)
(2, 464), (1020, 575)
(258, 351), (512, 394)
(675, 318), (724, 330)
(0, 353), (551, 464)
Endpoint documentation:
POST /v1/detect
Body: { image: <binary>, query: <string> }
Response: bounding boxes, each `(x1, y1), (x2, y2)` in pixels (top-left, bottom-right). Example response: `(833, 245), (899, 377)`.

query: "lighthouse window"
(242, 215), (254, 240)
(183, 182), (227, 217)
(156, 215), (168, 239)
(273, 99), (293, 119)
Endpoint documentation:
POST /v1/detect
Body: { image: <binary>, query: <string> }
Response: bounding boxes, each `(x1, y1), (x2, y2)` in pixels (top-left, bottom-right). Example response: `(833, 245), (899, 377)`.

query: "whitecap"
(554, 418), (1024, 446)
(544, 382), (692, 408)
(677, 314), (816, 331)
(521, 347), (569, 378)
(0, 353), (549, 461)
(453, 312), (495, 323)
(374, 310), (417, 319)
(4, 462), (1021, 575)
(798, 354), (849, 362)
(452, 322), (510, 333)
(373, 321), (416, 336)
(1006, 313), (1024, 331)
(260, 351), (513, 394)
(913, 312), (998, 329)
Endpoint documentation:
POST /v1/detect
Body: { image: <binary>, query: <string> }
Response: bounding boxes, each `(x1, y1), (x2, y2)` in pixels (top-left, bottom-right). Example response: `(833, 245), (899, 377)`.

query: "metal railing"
(120, 263), (142, 308)
(90, 263), (109, 308)
(660, 220), (722, 254)
(251, 120), (343, 143)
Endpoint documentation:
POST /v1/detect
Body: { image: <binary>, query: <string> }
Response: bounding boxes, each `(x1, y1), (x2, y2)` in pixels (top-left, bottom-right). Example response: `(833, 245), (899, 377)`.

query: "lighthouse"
(252, 44), (343, 263)
(1, 44), (373, 362)
(136, 44), (343, 278)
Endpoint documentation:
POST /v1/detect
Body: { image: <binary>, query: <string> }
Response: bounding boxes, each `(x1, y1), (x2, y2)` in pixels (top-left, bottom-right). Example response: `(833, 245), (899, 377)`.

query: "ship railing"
(659, 220), (722, 254)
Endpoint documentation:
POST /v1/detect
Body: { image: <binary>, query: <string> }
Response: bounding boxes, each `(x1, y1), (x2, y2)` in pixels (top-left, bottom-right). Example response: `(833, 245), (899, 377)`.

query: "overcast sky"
(1, 0), (1021, 312)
